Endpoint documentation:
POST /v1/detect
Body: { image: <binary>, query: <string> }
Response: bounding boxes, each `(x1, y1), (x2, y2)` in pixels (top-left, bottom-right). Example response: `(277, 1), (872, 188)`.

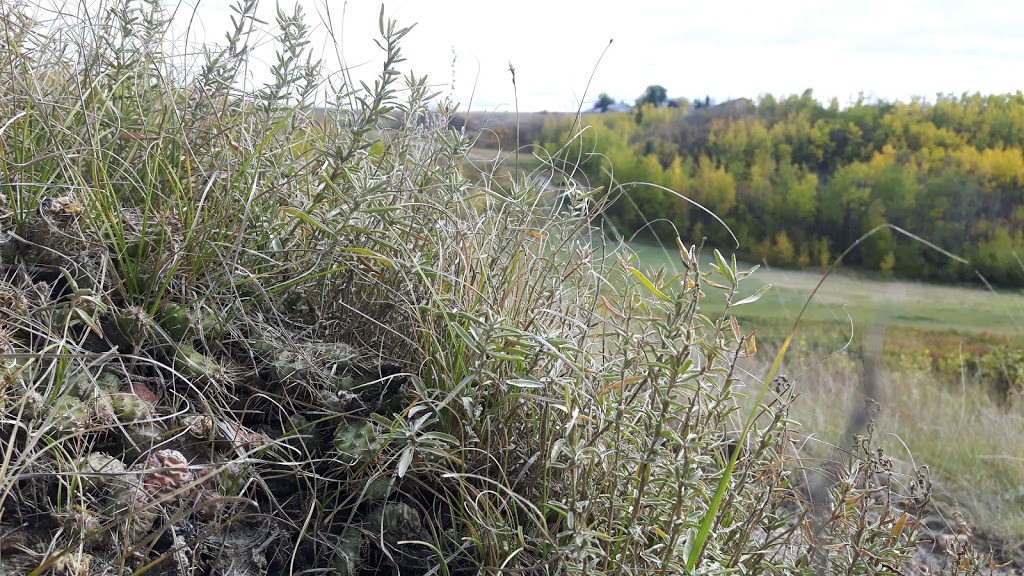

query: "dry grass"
(739, 343), (1024, 554)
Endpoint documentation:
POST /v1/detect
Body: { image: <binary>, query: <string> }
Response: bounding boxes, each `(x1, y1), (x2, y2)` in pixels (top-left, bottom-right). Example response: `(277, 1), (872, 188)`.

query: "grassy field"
(629, 238), (1024, 351)
(454, 112), (587, 186)
(457, 114), (1024, 352)
(450, 110), (572, 149)
(461, 144), (547, 185)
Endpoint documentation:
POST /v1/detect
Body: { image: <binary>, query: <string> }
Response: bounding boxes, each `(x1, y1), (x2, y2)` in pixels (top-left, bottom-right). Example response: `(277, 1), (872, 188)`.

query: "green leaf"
(59, 268), (80, 294)
(411, 412), (432, 430)
(731, 284), (772, 307)
(369, 413), (395, 428)
(397, 446), (414, 478)
(421, 432), (458, 444)
(627, 266), (670, 302)
(450, 323), (481, 354)
(490, 351), (526, 362)
(73, 308), (104, 339)
(278, 205), (331, 235)
(267, 266), (349, 294)
(735, 264), (761, 280)
(361, 205), (402, 214)
(508, 378), (545, 389)
(676, 237), (692, 266)
(712, 249), (736, 285)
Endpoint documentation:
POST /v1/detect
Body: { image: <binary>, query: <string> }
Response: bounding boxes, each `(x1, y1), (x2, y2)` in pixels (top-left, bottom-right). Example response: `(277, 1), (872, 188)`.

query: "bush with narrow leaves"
(0, 1), (973, 575)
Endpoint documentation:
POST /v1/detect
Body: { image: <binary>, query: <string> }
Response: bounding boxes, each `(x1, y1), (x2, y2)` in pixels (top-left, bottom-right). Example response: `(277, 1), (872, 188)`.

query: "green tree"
(787, 171), (819, 225)
(974, 227), (1024, 285)
(637, 85), (668, 108)
(593, 92), (615, 113)
(860, 199), (896, 270)
(819, 162), (872, 256)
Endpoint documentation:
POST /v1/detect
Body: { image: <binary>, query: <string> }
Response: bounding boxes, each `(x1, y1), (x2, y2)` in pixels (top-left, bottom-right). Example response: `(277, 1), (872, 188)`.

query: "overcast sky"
(173, 0), (1024, 112)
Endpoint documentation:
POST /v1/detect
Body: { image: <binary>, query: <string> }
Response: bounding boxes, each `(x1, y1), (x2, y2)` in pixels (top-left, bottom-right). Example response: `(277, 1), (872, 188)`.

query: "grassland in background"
(630, 238), (1024, 346)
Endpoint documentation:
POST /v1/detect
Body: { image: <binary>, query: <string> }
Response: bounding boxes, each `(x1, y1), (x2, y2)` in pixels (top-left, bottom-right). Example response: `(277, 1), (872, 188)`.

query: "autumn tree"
(538, 89), (1024, 286)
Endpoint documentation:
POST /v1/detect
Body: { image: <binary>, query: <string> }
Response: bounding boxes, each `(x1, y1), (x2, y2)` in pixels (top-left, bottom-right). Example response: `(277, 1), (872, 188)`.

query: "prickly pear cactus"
(109, 393), (154, 422)
(365, 501), (424, 542)
(334, 527), (363, 576)
(364, 501), (435, 570)
(265, 342), (355, 387)
(157, 302), (192, 340)
(361, 476), (392, 502)
(76, 452), (128, 493)
(334, 419), (379, 466)
(109, 484), (159, 548)
(52, 395), (91, 430)
(91, 392), (117, 425)
(104, 305), (155, 350)
(174, 343), (234, 385)
(95, 371), (122, 393)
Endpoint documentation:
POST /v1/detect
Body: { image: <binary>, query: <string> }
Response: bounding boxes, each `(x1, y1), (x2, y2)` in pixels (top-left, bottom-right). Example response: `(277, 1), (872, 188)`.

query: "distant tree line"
(591, 85), (690, 112)
(541, 90), (1024, 287)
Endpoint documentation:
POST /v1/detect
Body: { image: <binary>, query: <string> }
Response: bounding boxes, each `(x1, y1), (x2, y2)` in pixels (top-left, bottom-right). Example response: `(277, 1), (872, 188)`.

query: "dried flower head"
(200, 461), (248, 496)
(21, 389), (46, 420)
(39, 196), (83, 221)
(226, 422), (272, 452)
(184, 415), (271, 452)
(183, 415), (215, 439)
(0, 293), (28, 317)
(50, 549), (92, 576)
(62, 505), (103, 536)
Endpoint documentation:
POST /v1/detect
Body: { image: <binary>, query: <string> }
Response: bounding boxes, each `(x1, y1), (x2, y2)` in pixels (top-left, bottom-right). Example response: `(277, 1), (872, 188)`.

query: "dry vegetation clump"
(0, 1), (1001, 575)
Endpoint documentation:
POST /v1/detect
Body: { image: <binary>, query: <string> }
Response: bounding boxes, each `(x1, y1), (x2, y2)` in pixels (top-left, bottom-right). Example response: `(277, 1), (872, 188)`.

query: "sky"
(169, 0), (1024, 112)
